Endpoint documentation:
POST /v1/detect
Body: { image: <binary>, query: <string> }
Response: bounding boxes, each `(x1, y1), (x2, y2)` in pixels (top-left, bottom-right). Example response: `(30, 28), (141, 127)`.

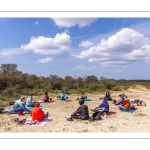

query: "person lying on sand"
(112, 94), (124, 105)
(30, 102), (48, 122)
(67, 100), (89, 121)
(90, 97), (109, 121)
(43, 92), (54, 102)
(26, 93), (35, 107)
(10, 96), (30, 114)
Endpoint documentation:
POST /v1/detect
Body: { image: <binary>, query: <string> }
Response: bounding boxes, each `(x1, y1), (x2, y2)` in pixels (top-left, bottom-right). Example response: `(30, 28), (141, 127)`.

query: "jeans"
(118, 105), (125, 110)
(11, 107), (25, 112)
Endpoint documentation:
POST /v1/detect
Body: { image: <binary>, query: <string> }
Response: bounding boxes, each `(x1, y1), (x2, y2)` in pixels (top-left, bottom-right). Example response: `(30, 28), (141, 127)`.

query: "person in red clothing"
(30, 102), (48, 122)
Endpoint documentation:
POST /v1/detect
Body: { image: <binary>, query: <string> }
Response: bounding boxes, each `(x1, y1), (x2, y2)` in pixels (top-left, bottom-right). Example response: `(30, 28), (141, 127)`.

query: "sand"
(0, 85), (150, 133)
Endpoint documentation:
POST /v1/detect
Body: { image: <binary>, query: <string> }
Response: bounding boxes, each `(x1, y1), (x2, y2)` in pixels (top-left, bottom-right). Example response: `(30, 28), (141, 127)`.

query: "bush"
(112, 85), (122, 91)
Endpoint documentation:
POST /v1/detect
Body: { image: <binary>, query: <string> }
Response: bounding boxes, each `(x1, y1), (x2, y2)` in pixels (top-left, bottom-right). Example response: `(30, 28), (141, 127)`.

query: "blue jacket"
(60, 93), (67, 99)
(99, 100), (109, 111)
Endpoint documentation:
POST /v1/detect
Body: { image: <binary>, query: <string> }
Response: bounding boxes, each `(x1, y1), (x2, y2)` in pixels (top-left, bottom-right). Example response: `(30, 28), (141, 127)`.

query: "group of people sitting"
(112, 93), (139, 110)
(7, 90), (144, 123)
(67, 96), (109, 121)
(9, 92), (51, 121)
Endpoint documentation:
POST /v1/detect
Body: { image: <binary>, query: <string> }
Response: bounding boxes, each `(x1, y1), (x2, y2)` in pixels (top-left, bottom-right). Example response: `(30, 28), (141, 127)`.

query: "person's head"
(119, 94), (122, 97)
(45, 92), (48, 95)
(34, 102), (40, 107)
(106, 91), (109, 94)
(79, 100), (84, 105)
(30, 93), (33, 97)
(124, 95), (128, 99)
(20, 96), (25, 101)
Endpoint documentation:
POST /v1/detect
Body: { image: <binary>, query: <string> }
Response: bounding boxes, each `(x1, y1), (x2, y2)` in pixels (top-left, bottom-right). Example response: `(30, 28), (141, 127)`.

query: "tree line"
(0, 63), (150, 100)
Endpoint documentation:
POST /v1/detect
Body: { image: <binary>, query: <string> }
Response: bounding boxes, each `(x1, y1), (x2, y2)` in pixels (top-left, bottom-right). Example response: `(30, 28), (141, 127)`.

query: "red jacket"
(122, 99), (130, 110)
(30, 106), (46, 122)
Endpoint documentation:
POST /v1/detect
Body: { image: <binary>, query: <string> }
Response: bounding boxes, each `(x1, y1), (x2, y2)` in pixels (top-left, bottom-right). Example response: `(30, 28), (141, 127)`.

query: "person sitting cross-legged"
(67, 100), (89, 121)
(30, 102), (48, 122)
(43, 92), (54, 102)
(60, 91), (68, 100)
(26, 93), (35, 107)
(77, 92), (87, 100)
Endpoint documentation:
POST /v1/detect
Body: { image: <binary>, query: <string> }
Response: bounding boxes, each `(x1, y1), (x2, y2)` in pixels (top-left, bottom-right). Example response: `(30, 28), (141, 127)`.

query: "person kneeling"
(30, 102), (48, 122)
(68, 100), (89, 121)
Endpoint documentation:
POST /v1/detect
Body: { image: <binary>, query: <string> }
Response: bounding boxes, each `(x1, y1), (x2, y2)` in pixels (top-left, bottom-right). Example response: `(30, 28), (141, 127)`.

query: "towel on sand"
(23, 117), (52, 126)
(120, 108), (138, 113)
(25, 105), (45, 109)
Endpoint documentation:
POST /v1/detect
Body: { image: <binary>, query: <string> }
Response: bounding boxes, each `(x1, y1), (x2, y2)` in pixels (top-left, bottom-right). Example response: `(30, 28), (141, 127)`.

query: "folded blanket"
(23, 117), (52, 126)
(84, 98), (92, 101)
(38, 100), (54, 103)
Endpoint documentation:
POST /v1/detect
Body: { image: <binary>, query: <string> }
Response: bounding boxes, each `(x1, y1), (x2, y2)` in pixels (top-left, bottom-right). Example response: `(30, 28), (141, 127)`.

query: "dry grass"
(0, 85), (150, 133)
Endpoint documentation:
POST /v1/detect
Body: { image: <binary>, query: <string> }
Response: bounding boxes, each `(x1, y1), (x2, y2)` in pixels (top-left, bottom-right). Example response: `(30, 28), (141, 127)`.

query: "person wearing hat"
(26, 93), (35, 107)
(68, 100), (89, 121)
(10, 96), (30, 113)
(30, 102), (48, 122)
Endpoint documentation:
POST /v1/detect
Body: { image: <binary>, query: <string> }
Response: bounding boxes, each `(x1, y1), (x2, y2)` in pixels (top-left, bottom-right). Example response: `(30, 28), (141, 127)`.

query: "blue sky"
(0, 18), (150, 80)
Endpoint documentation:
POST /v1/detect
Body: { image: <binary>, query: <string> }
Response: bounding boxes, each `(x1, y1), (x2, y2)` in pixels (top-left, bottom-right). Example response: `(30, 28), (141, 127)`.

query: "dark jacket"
(105, 93), (111, 99)
(99, 100), (109, 111)
(71, 104), (89, 117)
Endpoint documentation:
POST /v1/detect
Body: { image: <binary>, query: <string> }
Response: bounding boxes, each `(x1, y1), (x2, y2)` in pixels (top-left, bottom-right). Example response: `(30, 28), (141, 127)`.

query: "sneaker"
(18, 110), (24, 116)
(95, 115), (102, 120)
(89, 116), (95, 121)
(13, 118), (19, 122)
(18, 119), (26, 125)
(66, 117), (73, 121)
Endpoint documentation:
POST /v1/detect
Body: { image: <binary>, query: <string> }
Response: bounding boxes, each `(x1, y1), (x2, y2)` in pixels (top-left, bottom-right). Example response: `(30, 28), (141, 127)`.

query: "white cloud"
(34, 21), (39, 25)
(73, 65), (96, 70)
(73, 28), (150, 66)
(21, 31), (72, 55)
(73, 66), (87, 70)
(79, 40), (93, 48)
(52, 18), (97, 28)
(0, 48), (27, 57)
(37, 57), (53, 63)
